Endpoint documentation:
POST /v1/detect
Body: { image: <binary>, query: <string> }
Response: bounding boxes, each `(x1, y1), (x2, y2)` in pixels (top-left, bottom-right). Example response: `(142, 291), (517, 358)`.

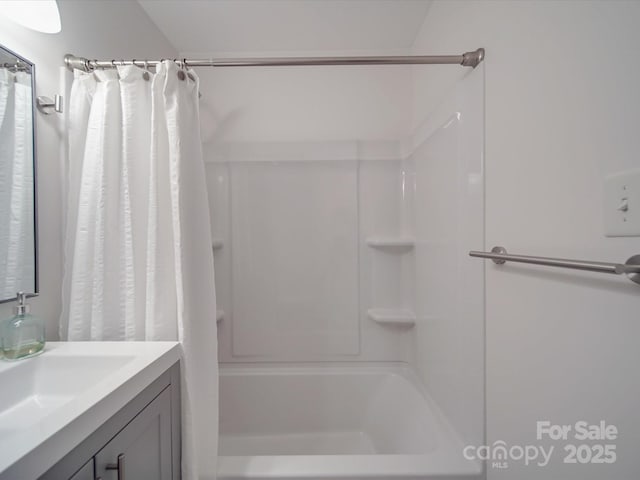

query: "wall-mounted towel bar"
(469, 246), (640, 285)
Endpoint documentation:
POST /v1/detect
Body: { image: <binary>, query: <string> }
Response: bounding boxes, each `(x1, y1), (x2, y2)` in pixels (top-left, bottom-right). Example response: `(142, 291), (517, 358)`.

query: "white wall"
(196, 59), (412, 145)
(0, 0), (176, 339)
(412, 1), (640, 478)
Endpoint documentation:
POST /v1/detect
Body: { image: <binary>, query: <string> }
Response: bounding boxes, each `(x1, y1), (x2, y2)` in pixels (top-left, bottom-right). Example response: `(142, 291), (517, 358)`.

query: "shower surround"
(205, 61), (484, 479)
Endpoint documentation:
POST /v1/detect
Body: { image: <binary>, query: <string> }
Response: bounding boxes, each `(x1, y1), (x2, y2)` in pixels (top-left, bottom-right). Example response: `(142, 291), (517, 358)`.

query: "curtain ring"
(173, 58), (186, 80)
(142, 60), (151, 81)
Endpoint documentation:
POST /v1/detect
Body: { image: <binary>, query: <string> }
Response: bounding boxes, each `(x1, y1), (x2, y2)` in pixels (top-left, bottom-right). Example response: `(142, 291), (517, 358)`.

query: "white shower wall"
(231, 159), (360, 358)
(407, 65), (485, 449)
(206, 142), (417, 363)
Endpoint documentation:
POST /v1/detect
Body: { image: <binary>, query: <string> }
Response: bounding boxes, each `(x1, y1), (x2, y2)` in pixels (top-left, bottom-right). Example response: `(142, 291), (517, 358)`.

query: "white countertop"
(0, 341), (181, 479)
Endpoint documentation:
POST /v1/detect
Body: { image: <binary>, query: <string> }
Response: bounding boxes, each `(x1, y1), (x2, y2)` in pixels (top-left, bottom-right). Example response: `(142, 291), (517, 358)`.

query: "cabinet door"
(69, 459), (94, 480)
(95, 387), (173, 480)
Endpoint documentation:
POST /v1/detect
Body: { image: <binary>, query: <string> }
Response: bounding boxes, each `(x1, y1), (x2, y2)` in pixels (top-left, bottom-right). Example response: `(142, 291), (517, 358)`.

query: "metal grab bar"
(469, 246), (640, 285)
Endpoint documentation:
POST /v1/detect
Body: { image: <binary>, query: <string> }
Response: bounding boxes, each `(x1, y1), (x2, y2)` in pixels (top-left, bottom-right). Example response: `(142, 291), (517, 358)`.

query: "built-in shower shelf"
(216, 309), (224, 323)
(212, 239), (224, 251)
(366, 237), (415, 250)
(367, 308), (416, 327)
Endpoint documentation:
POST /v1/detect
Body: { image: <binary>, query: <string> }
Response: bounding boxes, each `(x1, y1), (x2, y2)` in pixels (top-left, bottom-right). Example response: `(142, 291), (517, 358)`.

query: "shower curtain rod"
(64, 48), (485, 72)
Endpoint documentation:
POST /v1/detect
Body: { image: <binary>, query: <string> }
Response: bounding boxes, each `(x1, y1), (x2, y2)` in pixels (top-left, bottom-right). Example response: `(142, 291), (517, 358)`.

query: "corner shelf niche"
(367, 308), (416, 327)
(366, 236), (415, 251)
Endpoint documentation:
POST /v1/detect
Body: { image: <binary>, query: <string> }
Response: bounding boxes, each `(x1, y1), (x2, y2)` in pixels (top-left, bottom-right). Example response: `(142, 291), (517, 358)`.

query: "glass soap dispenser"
(1, 292), (45, 361)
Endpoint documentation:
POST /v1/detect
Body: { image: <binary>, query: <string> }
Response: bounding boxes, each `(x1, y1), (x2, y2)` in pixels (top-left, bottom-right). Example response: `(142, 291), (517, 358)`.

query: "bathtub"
(217, 364), (483, 480)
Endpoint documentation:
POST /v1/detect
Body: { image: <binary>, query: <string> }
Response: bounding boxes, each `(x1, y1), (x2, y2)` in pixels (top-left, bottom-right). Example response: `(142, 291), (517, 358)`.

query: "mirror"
(0, 44), (37, 302)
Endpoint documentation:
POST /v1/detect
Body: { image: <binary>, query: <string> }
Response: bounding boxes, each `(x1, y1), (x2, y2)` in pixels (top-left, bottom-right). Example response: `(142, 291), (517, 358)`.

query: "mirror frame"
(0, 44), (38, 303)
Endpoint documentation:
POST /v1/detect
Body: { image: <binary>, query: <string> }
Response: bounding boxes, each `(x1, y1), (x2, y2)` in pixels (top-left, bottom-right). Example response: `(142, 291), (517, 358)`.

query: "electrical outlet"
(604, 169), (640, 237)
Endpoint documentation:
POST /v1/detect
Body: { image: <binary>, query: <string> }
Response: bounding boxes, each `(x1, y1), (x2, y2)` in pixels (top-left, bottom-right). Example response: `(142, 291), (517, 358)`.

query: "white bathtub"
(217, 365), (483, 480)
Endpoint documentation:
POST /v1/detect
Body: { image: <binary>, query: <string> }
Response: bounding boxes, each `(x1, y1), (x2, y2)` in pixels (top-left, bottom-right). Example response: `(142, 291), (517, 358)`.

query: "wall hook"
(36, 95), (63, 114)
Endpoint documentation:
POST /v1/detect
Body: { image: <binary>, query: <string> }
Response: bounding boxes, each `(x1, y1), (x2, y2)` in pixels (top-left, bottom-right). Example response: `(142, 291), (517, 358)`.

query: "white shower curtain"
(0, 68), (35, 299)
(60, 62), (218, 479)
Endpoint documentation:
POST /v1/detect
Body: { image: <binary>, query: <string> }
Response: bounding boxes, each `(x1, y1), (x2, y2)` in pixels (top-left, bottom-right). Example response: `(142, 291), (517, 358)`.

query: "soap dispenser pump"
(1, 292), (45, 361)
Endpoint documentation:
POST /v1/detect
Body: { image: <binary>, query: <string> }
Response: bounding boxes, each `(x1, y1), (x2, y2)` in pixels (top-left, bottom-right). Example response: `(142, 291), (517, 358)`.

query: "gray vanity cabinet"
(95, 387), (172, 480)
(40, 363), (181, 480)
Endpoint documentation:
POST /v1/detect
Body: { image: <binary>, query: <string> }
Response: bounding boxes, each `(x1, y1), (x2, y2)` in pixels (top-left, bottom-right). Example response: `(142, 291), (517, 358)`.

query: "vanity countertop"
(0, 341), (181, 479)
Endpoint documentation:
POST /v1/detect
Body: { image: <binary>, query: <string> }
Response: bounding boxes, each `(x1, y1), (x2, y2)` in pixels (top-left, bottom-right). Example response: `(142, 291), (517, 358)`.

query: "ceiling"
(137, 0), (432, 55)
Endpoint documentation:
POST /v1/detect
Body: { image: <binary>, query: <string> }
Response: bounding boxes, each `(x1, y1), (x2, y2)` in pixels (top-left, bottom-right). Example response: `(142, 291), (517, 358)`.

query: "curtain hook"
(173, 58), (186, 80)
(181, 58), (196, 82)
(142, 60), (151, 81)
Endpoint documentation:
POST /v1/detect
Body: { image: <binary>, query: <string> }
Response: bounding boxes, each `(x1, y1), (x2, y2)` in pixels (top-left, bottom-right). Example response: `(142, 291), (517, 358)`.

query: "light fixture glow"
(0, 1), (61, 34)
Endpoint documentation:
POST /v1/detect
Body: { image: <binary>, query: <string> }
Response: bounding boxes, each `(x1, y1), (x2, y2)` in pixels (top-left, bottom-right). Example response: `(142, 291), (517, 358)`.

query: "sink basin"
(0, 341), (180, 480)
(0, 354), (134, 434)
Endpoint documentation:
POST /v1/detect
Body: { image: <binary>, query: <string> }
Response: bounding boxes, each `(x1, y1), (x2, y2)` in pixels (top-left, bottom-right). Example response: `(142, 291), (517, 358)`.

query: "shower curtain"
(0, 68), (35, 300)
(60, 62), (218, 479)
